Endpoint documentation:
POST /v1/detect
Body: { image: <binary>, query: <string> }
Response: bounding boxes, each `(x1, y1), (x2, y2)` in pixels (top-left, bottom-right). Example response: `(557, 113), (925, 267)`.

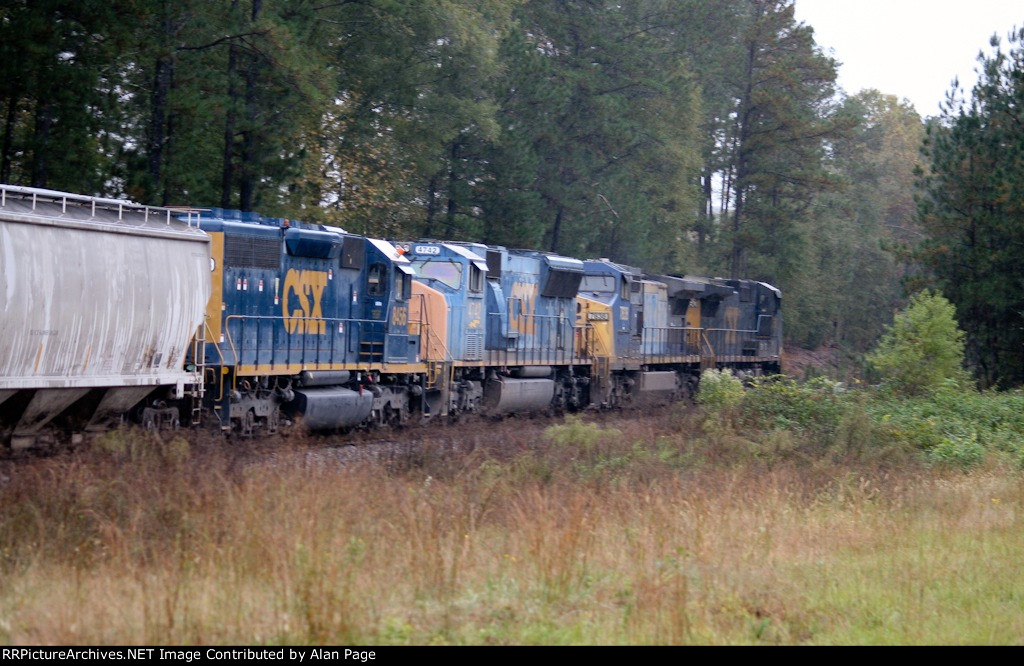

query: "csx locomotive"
(0, 185), (781, 447)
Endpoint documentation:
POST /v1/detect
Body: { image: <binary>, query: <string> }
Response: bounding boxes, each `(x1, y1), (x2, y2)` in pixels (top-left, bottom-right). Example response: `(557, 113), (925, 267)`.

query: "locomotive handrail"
(485, 308), (579, 366)
(197, 319), (233, 399)
(703, 327), (770, 358)
(701, 330), (715, 358)
(701, 331), (716, 370)
(632, 325), (779, 364)
(576, 323), (596, 362)
(203, 319), (228, 366)
(635, 325), (704, 359)
(702, 327), (759, 334)
(223, 314), (422, 371)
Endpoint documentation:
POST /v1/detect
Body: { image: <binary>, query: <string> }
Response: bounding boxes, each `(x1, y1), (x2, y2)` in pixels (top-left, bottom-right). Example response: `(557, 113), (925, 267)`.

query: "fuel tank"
(288, 386), (374, 430)
(483, 378), (555, 414)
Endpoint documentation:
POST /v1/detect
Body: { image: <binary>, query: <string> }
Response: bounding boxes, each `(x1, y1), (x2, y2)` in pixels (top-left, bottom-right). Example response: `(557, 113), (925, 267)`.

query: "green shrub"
(927, 428), (986, 470)
(740, 375), (849, 437)
(544, 414), (621, 451)
(866, 389), (1024, 468)
(544, 415), (665, 482)
(866, 290), (970, 396)
(697, 369), (745, 412)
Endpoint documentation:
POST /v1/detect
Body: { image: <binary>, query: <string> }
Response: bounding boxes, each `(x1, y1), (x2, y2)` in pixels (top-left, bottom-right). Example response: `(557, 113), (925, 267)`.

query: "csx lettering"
(391, 306), (408, 327)
(283, 269), (328, 335)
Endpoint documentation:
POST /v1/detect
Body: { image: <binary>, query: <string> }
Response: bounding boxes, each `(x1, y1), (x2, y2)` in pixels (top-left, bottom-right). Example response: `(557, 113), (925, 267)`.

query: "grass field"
(1, 406), (1022, 645)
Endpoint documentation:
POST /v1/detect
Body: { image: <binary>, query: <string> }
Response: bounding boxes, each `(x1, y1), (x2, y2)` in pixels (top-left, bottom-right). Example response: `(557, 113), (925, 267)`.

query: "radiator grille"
(224, 235), (281, 270)
(465, 332), (483, 360)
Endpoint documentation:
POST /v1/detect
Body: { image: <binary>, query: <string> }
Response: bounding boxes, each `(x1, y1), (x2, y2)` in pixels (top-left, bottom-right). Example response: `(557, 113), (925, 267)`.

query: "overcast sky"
(793, 0), (1023, 117)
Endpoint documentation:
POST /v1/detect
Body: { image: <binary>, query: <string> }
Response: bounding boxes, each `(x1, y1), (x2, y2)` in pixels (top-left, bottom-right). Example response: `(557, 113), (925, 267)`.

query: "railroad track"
(0, 401), (690, 478)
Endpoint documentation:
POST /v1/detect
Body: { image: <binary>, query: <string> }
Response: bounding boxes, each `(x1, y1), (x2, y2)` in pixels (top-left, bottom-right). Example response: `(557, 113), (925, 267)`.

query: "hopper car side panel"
(0, 185), (209, 444)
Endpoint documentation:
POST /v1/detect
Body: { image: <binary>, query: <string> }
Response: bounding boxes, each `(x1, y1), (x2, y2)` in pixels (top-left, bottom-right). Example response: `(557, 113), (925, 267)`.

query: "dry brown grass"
(1, 411), (1022, 645)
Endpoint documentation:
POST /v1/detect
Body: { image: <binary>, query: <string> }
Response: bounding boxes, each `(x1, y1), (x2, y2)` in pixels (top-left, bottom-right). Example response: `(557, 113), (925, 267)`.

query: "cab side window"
(368, 263), (387, 297)
(395, 269), (412, 301)
(469, 265), (484, 292)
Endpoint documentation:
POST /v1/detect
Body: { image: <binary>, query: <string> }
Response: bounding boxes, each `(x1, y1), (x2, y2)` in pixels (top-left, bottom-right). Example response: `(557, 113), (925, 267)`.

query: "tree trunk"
(549, 205), (563, 253)
(161, 66), (177, 206)
(238, 0), (263, 211)
(445, 139), (461, 234)
(424, 172), (440, 238)
(239, 68), (256, 211)
(30, 100), (52, 188)
(698, 166), (712, 252)
(147, 47), (172, 203)
(221, 41), (238, 208)
(730, 34), (758, 280)
(1, 95), (17, 184)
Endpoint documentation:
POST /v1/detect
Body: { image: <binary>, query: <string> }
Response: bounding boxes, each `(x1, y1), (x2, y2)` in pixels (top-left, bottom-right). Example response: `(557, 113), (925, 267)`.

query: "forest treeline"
(1, 1), (1021, 386)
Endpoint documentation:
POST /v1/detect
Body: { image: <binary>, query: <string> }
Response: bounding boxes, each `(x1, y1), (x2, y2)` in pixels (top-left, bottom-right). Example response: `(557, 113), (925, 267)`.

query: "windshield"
(411, 259), (463, 290)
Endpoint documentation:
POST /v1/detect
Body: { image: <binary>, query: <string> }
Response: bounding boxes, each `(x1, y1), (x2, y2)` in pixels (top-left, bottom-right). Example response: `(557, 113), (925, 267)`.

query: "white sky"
(793, 0), (1023, 117)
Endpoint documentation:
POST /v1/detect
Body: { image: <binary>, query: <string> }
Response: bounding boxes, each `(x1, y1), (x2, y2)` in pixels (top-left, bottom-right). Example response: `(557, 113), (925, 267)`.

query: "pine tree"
(472, 0), (703, 269)
(866, 290), (969, 396)
(726, 1), (842, 279)
(0, 0), (135, 192)
(916, 28), (1024, 387)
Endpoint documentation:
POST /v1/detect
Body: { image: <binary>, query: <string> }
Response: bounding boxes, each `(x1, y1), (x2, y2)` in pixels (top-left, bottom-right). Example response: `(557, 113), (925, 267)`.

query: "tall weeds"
(0, 414), (1022, 645)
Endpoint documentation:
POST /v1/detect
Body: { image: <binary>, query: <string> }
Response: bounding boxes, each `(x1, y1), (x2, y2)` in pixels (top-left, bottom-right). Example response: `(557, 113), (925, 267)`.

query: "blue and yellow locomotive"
(161, 207), (786, 434)
(0, 185), (785, 445)
(401, 242), (588, 416)
(194, 209), (424, 434)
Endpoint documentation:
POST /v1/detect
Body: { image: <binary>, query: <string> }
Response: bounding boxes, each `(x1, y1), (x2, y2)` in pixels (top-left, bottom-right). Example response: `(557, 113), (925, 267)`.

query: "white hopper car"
(0, 185), (210, 448)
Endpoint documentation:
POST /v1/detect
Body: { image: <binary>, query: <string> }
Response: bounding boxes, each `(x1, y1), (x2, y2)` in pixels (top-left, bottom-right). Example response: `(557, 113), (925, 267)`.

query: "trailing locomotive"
(401, 241), (589, 417)
(0, 185), (783, 446)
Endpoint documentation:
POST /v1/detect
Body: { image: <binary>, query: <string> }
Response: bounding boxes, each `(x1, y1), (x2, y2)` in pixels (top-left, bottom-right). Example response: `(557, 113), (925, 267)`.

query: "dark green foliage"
(466, 0), (704, 269)
(707, 0), (845, 284)
(0, 0), (136, 190)
(697, 373), (1024, 470)
(740, 376), (849, 437)
(915, 28), (1024, 388)
(689, 1), (863, 345)
(0, 0), (924, 352)
(867, 389), (1024, 469)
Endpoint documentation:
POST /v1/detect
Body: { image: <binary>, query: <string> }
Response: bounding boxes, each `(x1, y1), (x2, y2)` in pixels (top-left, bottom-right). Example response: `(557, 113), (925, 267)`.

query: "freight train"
(0, 185), (782, 447)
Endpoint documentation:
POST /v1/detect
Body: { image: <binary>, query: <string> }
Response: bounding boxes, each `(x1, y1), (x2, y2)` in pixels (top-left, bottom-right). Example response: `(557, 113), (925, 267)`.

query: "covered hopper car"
(0, 185), (209, 447)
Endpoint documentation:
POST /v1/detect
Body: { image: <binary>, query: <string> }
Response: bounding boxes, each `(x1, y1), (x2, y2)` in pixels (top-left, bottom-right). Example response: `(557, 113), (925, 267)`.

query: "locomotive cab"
(402, 242), (488, 362)
(579, 260), (644, 367)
